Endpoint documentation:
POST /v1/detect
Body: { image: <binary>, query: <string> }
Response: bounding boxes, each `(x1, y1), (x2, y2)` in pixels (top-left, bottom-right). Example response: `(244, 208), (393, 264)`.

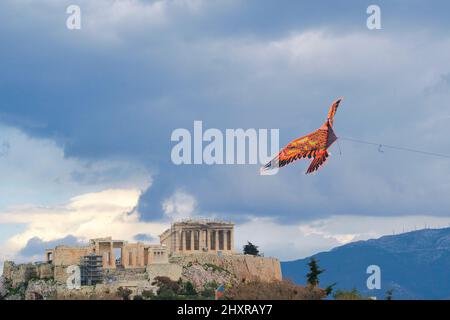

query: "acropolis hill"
(1, 220), (282, 300)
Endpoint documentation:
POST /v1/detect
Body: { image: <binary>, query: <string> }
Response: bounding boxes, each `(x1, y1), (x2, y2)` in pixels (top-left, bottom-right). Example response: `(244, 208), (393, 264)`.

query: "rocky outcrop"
(2, 253), (282, 300)
(181, 262), (237, 290)
(0, 276), (10, 299)
(3, 261), (54, 288)
(25, 280), (57, 300)
(3, 261), (37, 288)
(171, 254), (282, 283)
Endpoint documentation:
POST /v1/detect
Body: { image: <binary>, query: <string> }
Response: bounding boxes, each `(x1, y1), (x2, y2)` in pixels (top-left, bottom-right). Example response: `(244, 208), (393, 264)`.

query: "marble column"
(110, 242), (115, 268)
(230, 229), (235, 253)
(181, 230), (185, 252)
(223, 230), (227, 251)
(178, 230), (182, 253)
(215, 230), (219, 251)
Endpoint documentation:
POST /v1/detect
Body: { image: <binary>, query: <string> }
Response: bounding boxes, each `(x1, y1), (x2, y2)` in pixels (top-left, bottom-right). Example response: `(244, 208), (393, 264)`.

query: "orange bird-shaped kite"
(261, 97), (343, 174)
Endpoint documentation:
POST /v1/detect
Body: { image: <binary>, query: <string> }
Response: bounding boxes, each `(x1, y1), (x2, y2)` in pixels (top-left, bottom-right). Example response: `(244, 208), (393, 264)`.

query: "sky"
(2, 0), (450, 273)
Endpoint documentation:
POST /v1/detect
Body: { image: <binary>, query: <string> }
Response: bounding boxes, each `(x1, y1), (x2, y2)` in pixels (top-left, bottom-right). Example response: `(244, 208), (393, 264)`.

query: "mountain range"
(281, 227), (450, 299)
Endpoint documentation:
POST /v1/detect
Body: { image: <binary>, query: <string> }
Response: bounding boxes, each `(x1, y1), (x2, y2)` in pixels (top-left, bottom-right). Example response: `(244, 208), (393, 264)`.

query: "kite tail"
(260, 155), (280, 173)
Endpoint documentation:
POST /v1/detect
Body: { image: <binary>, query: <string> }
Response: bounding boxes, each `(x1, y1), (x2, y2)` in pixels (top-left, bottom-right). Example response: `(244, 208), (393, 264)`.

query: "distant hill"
(281, 227), (450, 299)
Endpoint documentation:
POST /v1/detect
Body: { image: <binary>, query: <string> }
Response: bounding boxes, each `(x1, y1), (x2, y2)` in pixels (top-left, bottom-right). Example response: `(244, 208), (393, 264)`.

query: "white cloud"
(235, 215), (450, 261)
(0, 188), (168, 263)
(0, 124), (151, 210)
(162, 190), (197, 221)
(0, 123), (157, 265)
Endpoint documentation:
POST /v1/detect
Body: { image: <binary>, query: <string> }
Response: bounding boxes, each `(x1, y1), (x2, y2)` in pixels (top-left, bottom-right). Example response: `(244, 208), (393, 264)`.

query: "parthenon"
(159, 220), (235, 255)
(44, 220), (235, 273)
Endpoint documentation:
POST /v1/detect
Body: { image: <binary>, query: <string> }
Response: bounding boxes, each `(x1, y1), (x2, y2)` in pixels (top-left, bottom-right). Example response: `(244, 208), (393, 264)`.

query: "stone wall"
(170, 253), (282, 283)
(54, 266), (69, 284)
(52, 247), (91, 266)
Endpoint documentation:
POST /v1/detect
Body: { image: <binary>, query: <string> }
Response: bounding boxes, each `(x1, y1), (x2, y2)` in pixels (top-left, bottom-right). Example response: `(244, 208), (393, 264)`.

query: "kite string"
(336, 139), (342, 156)
(338, 136), (450, 159)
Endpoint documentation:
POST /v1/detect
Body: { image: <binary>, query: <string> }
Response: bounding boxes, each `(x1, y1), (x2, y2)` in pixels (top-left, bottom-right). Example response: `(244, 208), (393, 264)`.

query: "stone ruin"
(0, 220), (282, 300)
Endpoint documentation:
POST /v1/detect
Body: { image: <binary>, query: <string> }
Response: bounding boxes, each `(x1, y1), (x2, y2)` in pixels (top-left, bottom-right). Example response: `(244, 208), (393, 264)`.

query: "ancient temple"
(159, 220), (235, 256)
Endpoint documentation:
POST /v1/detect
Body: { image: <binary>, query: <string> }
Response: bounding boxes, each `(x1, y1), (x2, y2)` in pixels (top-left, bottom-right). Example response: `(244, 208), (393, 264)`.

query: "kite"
(261, 97), (343, 174)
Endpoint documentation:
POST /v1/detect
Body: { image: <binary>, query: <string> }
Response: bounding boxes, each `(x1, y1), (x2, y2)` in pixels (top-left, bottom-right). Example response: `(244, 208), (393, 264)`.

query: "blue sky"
(1, 0), (450, 266)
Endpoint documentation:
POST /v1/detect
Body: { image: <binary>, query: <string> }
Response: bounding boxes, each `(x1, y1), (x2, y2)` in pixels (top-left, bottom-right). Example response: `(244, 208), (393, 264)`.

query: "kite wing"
(306, 149), (329, 174)
(261, 129), (328, 172)
(261, 97), (343, 174)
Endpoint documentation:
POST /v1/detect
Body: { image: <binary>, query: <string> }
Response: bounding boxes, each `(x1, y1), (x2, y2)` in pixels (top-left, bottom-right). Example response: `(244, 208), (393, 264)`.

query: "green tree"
(306, 258), (324, 287)
(243, 242), (260, 256)
(325, 283), (336, 296)
(200, 281), (219, 299)
(385, 289), (394, 300)
(151, 276), (182, 300)
(152, 276), (181, 295)
(142, 290), (155, 300)
(116, 287), (132, 300)
(183, 281), (197, 296)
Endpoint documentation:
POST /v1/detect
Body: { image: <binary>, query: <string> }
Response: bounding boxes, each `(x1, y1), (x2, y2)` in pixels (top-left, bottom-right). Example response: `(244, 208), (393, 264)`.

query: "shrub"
(243, 242), (260, 256)
(150, 276), (184, 300)
(182, 281), (197, 296)
(385, 289), (394, 300)
(333, 288), (368, 300)
(200, 281), (219, 299)
(116, 287), (132, 300)
(142, 290), (155, 300)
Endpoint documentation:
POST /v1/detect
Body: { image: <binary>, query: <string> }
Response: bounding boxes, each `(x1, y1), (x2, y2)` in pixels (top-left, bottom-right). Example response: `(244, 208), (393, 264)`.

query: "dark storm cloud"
(19, 235), (85, 258)
(1, 0), (450, 223)
(133, 233), (156, 242)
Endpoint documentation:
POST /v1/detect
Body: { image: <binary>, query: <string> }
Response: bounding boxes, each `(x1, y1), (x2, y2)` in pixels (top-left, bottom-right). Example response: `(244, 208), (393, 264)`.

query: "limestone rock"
(2, 261), (14, 279)
(25, 280), (57, 300)
(5, 262), (37, 288)
(171, 253), (282, 284)
(181, 262), (237, 290)
(0, 276), (10, 299)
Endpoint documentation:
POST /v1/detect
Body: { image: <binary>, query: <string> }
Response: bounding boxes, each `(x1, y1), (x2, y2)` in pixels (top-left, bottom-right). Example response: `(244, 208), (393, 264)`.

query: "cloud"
(1, 0), (450, 258)
(133, 233), (156, 242)
(0, 124), (151, 211)
(0, 188), (169, 264)
(2, 185), (450, 266)
(162, 190), (197, 221)
(3, 20), (448, 222)
(19, 235), (85, 260)
(236, 215), (450, 261)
